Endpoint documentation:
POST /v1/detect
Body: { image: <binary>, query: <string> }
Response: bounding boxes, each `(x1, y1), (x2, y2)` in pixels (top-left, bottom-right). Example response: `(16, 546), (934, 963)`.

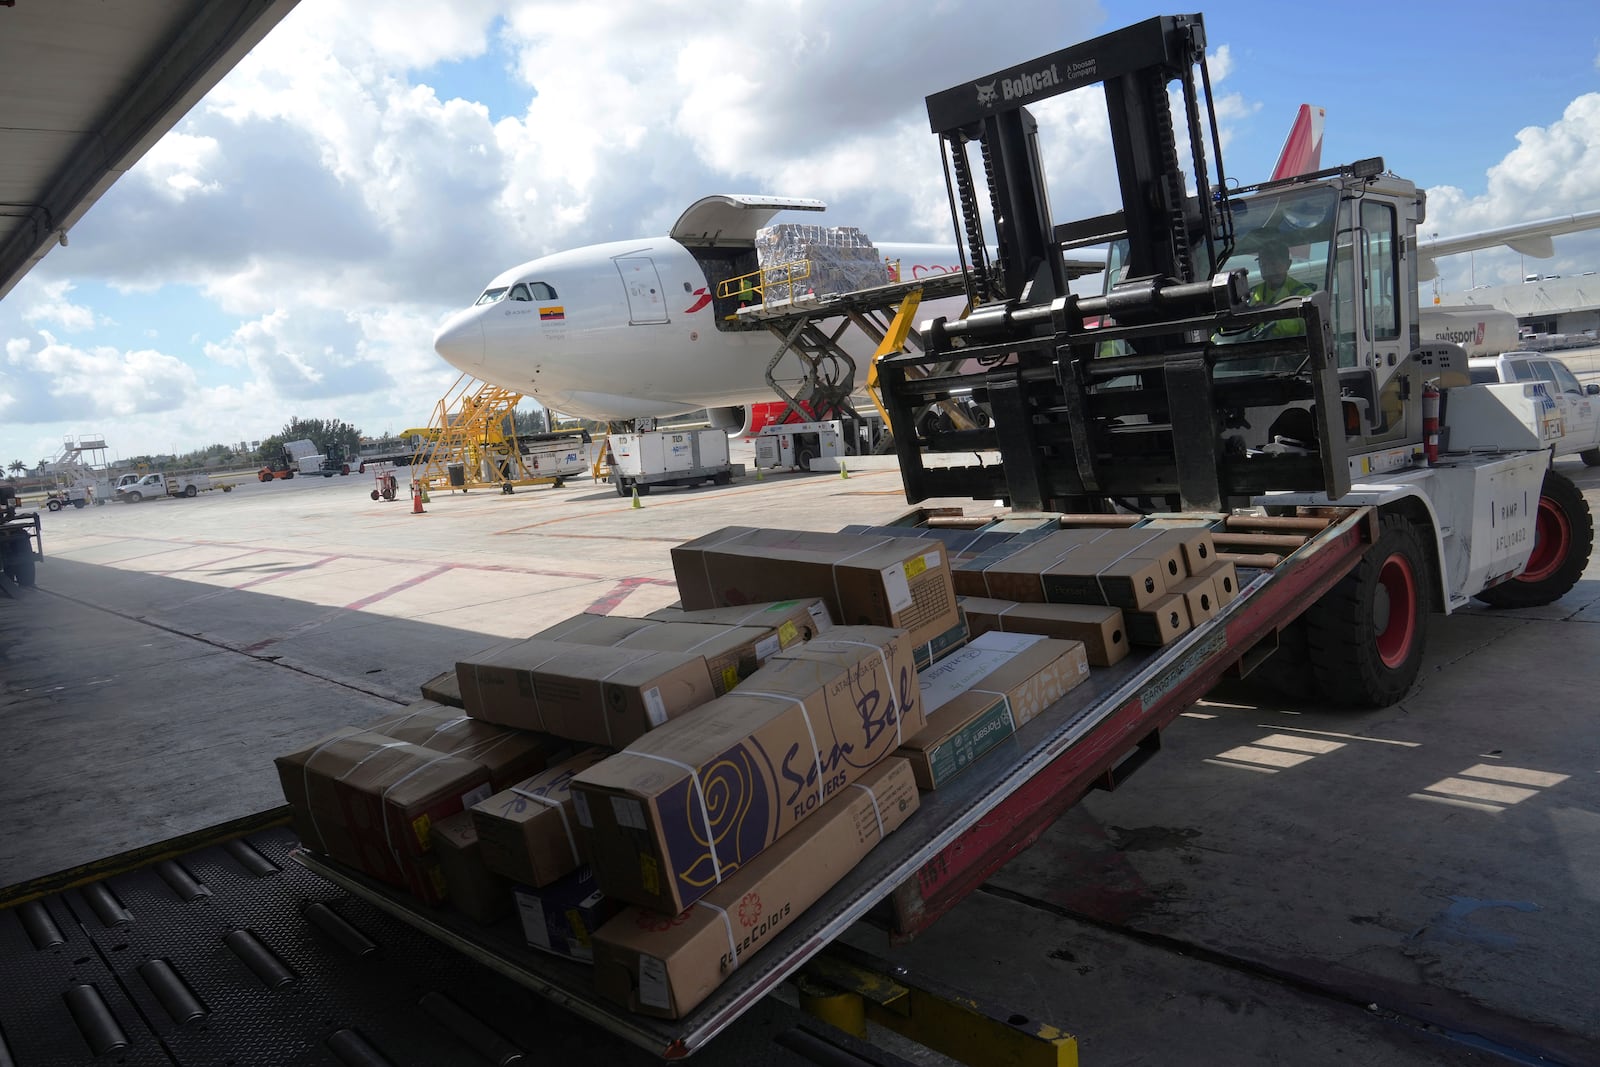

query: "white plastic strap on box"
(512, 785), (580, 867)
(829, 538), (893, 619)
(1037, 545), (1088, 601)
(1092, 530), (1163, 603)
(301, 733), (397, 852)
(970, 688), (1016, 731)
(953, 529), (988, 555)
(696, 899), (740, 969)
(737, 689), (825, 809)
(626, 751), (724, 886)
(432, 716), (471, 735)
(379, 752), (468, 860)
(849, 782), (885, 840)
(681, 625), (737, 654)
(822, 639), (904, 747)
(594, 656), (647, 746)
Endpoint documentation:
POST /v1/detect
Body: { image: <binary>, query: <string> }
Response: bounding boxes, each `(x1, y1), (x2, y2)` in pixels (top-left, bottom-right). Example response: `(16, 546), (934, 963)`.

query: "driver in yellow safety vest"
(1250, 239), (1315, 338)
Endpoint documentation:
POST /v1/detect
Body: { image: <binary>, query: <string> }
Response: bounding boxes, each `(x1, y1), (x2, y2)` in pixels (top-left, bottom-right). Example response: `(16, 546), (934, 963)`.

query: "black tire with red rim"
(1304, 515), (1430, 708)
(1474, 469), (1593, 609)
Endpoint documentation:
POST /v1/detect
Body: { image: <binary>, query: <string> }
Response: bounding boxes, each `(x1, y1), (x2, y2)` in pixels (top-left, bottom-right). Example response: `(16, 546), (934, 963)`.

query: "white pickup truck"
(1468, 351), (1600, 465)
(115, 472), (214, 501)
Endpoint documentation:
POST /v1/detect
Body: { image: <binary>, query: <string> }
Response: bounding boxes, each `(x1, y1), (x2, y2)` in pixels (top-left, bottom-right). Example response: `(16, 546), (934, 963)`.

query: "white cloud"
(20, 280), (97, 333)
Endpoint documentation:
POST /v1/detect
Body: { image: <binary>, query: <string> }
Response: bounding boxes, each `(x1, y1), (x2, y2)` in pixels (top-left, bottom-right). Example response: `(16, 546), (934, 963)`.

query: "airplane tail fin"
(1270, 104), (1325, 181)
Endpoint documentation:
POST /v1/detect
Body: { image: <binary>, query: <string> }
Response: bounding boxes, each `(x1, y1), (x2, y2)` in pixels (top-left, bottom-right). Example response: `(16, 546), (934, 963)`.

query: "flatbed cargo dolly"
(290, 504), (1375, 1059)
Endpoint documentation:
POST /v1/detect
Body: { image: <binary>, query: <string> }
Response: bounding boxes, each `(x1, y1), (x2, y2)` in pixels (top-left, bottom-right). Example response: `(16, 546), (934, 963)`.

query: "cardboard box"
(913, 610), (969, 671)
(958, 596), (1128, 667)
(948, 531), (1092, 601)
(366, 701), (555, 790)
(274, 729), (492, 903)
(571, 627), (923, 914)
(670, 527), (960, 654)
(1126, 595), (1192, 646)
(457, 639), (717, 748)
(532, 616), (782, 696)
(513, 868), (620, 962)
(898, 632), (1089, 789)
(1138, 525), (1219, 573)
(1168, 574), (1219, 626)
(419, 670), (464, 708)
(645, 598), (834, 643)
(592, 757), (919, 1018)
(472, 748), (611, 888)
(433, 811), (512, 924)
(1199, 561), (1239, 605)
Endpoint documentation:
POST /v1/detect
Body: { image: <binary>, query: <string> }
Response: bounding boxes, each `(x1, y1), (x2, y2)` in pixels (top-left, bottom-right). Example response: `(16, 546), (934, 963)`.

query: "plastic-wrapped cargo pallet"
(753, 224), (889, 298)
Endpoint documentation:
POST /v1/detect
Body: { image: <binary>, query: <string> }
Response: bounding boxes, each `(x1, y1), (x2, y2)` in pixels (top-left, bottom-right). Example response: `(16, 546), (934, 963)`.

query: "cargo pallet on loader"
(295, 504), (1373, 1059)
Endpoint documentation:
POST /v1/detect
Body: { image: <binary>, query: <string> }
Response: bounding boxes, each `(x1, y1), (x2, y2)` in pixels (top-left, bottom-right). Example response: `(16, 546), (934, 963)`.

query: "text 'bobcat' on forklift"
(877, 11), (1593, 708)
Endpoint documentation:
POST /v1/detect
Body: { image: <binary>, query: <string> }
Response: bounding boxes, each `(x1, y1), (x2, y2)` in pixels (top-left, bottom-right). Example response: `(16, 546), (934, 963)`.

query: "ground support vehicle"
(115, 472), (220, 502)
(370, 469), (401, 501)
(43, 486), (90, 511)
(0, 485), (41, 590)
(753, 419), (846, 471)
(1468, 351), (1600, 464)
(318, 443), (357, 477)
(606, 429), (739, 496)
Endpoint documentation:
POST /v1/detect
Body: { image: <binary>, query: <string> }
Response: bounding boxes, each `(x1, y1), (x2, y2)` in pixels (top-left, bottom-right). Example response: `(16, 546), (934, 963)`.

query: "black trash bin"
(446, 462), (466, 487)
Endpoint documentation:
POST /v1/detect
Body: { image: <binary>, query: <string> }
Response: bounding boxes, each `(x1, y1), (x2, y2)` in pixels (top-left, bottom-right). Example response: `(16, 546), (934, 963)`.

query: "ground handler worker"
(1249, 237), (1315, 338)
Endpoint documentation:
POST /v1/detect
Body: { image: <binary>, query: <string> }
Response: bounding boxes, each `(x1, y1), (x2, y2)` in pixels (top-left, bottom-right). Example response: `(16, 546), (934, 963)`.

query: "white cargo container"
(607, 430), (736, 496)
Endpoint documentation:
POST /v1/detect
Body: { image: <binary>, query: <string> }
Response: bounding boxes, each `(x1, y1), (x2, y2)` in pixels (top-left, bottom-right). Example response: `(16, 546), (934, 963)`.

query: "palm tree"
(6, 460), (23, 476)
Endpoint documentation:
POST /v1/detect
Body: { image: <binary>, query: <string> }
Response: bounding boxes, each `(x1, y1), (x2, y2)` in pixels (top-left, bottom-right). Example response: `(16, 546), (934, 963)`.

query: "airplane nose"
(433, 310), (484, 368)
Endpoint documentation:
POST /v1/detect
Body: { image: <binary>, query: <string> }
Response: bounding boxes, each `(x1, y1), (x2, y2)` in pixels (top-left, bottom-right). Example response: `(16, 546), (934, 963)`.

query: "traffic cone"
(755, 465), (764, 481)
(420, 483), (431, 503)
(839, 460), (849, 480)
(631, 487), (642, 509)
(411, 483), (425, 514)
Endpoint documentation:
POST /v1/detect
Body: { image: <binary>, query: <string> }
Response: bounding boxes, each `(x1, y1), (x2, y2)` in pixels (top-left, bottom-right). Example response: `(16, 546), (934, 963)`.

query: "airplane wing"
(1415, 209), (1600, 281)
(670, 194), (826, 247)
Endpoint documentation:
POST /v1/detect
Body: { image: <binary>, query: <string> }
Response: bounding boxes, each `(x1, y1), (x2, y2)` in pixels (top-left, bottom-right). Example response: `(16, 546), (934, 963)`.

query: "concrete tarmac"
(3, 455), (1597, 1065)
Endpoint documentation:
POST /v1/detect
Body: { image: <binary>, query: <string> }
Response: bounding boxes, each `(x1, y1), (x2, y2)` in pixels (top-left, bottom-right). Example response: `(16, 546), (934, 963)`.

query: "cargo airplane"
(432, 109), (1600, 432)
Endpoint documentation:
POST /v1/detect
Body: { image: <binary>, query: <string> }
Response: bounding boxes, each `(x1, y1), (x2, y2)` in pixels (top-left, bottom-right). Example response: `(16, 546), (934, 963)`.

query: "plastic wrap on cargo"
(753, 224), (889, 298)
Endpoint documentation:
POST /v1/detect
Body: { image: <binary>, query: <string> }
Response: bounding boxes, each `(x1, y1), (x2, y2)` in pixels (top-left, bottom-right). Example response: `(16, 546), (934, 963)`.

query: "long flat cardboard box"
(670, 527), (960, 653)
(471, 747), (611, 888)
(571, 627), (923, 914)
(592, 757), (919, 1018)
(533, 615), (783, 696)
(898, 632), (1089, 789)
(457, 639), (717, 748)
(366, 701), (555, 790)
(419, 670), (464, 708)
(959, 596), (1128, 667)
(645, 598), (833, 643)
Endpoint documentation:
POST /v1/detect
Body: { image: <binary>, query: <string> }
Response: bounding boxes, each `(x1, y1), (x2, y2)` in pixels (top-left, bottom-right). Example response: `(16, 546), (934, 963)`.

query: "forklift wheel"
(1473, 468), (1593, 608)
(342, 464), (351, 476)
(46, 499), (61, 512)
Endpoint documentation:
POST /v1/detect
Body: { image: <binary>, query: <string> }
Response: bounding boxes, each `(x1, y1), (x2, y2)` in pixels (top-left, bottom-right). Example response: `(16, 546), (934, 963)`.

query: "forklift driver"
(1249, 237), (1316, 337)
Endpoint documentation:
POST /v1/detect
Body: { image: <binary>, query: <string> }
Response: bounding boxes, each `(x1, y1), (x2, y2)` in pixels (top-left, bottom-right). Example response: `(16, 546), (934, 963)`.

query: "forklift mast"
(881, 13), (1351, 514)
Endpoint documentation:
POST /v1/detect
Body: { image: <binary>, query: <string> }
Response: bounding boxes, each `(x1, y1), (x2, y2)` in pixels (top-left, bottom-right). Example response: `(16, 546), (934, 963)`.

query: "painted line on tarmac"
(342, 564), (457, 611)
(585, 576), (679, 614)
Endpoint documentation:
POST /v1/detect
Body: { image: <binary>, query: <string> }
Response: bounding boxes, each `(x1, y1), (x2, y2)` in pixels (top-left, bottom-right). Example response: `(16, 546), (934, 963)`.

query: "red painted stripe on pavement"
(585, 576), (677, 614)
(343, 564), (455, 611)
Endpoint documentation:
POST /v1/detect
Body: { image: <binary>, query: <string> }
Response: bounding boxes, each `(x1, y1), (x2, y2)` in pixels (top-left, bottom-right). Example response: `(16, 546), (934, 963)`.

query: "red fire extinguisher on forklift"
(1422, 381), (1441, 466)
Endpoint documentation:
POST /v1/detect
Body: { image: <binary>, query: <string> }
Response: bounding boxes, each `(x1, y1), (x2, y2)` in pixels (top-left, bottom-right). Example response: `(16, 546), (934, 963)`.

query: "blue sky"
(3, 0), (1598, 470)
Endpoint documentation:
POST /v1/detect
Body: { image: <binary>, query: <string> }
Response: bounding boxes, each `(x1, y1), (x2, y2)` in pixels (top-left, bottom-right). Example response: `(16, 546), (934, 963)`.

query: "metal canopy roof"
(0, 0), (301, 302)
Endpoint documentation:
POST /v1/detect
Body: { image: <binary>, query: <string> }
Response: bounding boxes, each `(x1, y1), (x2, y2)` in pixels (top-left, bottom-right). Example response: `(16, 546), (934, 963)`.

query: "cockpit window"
(475, 287), (508, 305)
(530, 281), (558, 300)
(509, 283), (532, 301)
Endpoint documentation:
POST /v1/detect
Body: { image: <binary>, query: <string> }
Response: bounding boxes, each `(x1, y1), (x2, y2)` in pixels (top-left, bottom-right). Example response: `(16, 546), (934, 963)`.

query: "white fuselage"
(432, 237), (973, 421)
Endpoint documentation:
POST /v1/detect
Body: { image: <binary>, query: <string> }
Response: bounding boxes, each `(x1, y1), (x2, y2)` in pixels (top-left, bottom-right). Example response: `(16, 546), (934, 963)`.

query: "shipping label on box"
(514, 868), (620, 962)
(457, 639), (717, 747)
(472, 747), (610, 888)
(670, 527), (958, 654)
(899, 632), (1090, 789)
(571, 627), (922, 914)
(592, 758), (919, 1018)
(959, 596), (1128, 666)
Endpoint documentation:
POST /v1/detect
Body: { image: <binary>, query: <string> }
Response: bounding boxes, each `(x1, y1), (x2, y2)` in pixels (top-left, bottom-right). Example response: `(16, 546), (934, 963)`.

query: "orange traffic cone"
(411, 482), (426, 514)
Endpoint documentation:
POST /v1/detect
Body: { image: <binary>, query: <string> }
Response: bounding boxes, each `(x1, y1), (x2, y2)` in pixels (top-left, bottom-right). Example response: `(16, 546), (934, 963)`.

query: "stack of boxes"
(752, 224), (889, 298)
(275, 519), (1232, 1020)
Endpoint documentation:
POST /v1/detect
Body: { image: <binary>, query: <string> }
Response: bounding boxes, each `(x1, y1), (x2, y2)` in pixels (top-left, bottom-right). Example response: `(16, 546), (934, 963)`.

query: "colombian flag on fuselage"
(539, 306), (565, 322)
